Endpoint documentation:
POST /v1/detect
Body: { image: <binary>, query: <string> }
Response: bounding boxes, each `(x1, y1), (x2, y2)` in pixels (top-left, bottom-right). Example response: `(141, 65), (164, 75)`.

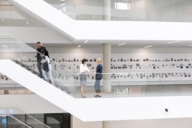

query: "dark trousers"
(94, 79), (101, 93)
(37, 60), (43, 78)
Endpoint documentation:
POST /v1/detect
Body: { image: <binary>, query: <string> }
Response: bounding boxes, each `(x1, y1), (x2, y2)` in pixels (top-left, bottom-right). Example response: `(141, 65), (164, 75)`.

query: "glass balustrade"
(0, 83), (34, 95)
(3, 116), (32, 128)
(0, 108), (50, 128)
(0, 3), (45, 27)
(0, 34), (76, 96)
(0, 71), (32, 95)
(44, 0), (192, 22)
(1, 34), (192, 98)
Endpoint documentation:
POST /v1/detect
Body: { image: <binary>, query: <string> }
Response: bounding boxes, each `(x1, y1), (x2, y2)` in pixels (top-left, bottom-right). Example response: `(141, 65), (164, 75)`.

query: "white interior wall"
(104, 119), (192, 128)
(71, 116), (102, 128)
(72, 116), (192, 128)
(42, 46), (192, 54)
(0, 94), (64, 114)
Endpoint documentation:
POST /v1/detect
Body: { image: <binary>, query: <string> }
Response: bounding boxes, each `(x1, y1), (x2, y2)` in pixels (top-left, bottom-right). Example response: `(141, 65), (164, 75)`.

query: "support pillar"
(103, 0), (111, 20)
(103, 0), (111, 92)
(103, 44), (111, 92)
(102, 121), (110, 128)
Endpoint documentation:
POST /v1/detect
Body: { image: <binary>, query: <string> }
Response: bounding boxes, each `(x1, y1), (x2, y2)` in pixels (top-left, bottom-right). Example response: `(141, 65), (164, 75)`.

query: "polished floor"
(72, 85), (192, 98)
(1, 85), (192, 98)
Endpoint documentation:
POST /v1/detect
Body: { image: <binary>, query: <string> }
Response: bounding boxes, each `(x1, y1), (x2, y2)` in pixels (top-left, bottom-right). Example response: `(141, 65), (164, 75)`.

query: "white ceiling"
(27, 40), (192, 49)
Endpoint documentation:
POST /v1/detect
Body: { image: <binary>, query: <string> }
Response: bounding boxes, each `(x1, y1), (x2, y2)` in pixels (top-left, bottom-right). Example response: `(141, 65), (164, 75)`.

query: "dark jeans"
(37, 60), (43, 78)
(94, 79), (101, 93)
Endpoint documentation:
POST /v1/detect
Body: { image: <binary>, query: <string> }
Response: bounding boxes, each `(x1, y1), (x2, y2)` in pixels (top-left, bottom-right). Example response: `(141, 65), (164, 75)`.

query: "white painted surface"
(72, 118), (192, 128)
(0, 94), (64, 114)
(0, 60), (79, 118)
(102, 119), (192, 128)
(8, 0), (192, 41)
(0, 27), (72, 44)
(71, 116), (102, 128)
(2, 60), (192, 121)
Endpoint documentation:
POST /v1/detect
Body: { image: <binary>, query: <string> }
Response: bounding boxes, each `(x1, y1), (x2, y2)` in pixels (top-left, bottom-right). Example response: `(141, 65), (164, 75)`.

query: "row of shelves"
(19, 59), (192, 63)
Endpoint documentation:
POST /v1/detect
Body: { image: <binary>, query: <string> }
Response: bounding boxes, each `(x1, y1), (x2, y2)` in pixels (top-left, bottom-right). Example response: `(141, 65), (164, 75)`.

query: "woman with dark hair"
(41, 50), (54, 85)
(79, 58), (91, 98)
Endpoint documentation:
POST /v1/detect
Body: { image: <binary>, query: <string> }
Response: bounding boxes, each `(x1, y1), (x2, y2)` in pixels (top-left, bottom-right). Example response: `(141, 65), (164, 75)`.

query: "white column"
(102, 121), (110, 128)
(103, 0), (111, 20)
(103, 44), (111, 92)
(103, 0), (111, 92)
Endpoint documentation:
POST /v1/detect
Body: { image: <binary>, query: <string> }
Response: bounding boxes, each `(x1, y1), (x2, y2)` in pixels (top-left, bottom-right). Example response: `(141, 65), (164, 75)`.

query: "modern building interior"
(1, 0), (192, 128)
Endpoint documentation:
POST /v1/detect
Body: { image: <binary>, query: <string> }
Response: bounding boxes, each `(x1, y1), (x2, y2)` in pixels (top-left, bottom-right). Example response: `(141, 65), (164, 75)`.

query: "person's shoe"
(50, 82), (55, 86)
(81, 95), (86, 98)
(98, 95), (101, 97)
(94, 95), (100, 97)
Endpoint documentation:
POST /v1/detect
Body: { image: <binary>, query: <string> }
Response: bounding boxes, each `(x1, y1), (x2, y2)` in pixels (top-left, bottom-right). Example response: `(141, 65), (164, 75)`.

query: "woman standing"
(80, 59), (91, 98)
(41, 50), (54, 85)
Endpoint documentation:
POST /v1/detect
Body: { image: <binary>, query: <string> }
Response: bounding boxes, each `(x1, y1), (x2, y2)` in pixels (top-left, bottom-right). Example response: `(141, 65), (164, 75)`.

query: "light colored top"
(80, 64), (90, 73)
(41, 56), (50, 64)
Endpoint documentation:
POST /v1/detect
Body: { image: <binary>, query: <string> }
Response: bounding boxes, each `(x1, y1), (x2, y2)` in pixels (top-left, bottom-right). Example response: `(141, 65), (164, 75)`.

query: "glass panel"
(0, 34), (76, 96)
(7, 115), (31, 128)
(26, 114), (51, 128)
(0, 108), (50, 128)
(44, 0), (192, 22)
(43, 0), (77, 20)
(0, 3), (45, 27)
(0, 116), (8, 128)
(2, 34), (192, 98)
(46, 116), (61, 128)
(0, 75), (34, 95)
(0, 35), (33, 95)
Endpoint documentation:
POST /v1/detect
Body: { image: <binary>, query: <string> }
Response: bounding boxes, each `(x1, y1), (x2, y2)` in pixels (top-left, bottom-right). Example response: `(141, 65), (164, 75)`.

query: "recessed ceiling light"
(84, 40), (89, 43)
(61, 0), (65, 1)
(78, 45), (81, 48)
(26, 22), (29, 25)
(118, 43), (125, 46)
(2, 45), (7, 48)
(1, 18), (4, 21)
(60, 3), (66, 6)
(167, 40), (180, 44)
(144, 45), (152, 48)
